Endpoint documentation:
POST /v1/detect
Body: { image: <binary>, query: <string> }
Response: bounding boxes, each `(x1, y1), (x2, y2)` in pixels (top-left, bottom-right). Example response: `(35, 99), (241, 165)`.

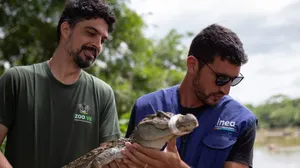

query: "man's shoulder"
(1, 62), (45, 79)
(221, 95), (257, 132)
(14, 62), (45, 70)
(222, 95), (256, 117)
(136, 85), (178, 103)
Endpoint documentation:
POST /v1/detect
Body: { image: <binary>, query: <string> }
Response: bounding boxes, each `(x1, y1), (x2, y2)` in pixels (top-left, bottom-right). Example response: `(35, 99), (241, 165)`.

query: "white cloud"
(229, 51), (300, 105)
(128, 0), (300, 105)
(129, 0), (298, 37)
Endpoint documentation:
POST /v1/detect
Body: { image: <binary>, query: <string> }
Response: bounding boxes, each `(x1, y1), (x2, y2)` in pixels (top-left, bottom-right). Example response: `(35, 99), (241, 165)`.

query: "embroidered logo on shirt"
(74, 104), (93, 124)
(214, 118), (236, 132)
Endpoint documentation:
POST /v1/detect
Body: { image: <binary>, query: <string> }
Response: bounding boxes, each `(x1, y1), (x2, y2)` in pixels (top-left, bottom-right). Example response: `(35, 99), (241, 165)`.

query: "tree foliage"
(246, 94), (300, 129)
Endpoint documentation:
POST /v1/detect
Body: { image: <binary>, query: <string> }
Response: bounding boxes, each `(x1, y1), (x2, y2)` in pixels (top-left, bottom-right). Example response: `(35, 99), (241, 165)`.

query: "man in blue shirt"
(121, 24), (257, 168)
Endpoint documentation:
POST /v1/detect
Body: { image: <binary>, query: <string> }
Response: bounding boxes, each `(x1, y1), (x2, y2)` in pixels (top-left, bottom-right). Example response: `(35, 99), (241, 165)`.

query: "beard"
(192, 72), (224, 106)
(68, 45), (98, 69)
(66, 35), (98, 69)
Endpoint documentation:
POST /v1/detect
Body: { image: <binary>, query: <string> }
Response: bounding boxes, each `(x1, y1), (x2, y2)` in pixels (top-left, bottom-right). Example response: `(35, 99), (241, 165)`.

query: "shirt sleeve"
(98, 86), (121, 144)
(226, 121), (257, 168)
(0, 68), (19, 130)
(125, 103), (137, 138)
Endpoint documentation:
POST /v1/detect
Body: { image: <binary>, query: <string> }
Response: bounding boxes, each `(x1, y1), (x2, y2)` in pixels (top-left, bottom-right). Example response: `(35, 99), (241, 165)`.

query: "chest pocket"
(197, 132), (237, 168)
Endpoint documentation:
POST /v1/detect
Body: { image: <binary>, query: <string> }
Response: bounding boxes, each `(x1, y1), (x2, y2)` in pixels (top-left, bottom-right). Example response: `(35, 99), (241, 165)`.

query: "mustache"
(210, 92), (225, 97)
(81, 45), (98, 56)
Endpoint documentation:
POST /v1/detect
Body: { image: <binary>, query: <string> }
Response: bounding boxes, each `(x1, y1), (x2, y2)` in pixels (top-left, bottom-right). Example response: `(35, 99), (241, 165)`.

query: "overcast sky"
(128, 0), (300, 106)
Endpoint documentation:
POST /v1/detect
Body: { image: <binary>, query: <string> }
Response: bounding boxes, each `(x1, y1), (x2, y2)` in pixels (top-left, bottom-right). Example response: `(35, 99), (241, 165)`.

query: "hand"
(121, 138), (186, 168)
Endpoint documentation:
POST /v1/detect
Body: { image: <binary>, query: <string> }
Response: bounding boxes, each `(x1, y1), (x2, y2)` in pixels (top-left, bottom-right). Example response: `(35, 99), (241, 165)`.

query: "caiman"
(62, 110), (199, 168)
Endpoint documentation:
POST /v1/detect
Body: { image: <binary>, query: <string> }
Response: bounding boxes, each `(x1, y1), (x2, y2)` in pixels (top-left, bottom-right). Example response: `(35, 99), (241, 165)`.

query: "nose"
(93, 36), (102, 54)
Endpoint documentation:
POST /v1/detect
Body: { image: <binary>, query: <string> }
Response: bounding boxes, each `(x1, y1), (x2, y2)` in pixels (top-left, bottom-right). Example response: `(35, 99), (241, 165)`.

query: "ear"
(186, 56), (199, 74)
(60, 21), (71, 40)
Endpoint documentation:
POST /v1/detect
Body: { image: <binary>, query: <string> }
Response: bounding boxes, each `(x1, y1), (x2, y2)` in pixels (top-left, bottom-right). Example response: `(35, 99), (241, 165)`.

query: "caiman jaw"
(168, 113), (199, 136)
(168, 114), (188, 135)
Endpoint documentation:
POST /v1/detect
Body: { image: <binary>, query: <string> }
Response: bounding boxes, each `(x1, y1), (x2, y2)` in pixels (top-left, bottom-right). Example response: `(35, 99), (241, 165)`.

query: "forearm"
(0, 152), (12, 168)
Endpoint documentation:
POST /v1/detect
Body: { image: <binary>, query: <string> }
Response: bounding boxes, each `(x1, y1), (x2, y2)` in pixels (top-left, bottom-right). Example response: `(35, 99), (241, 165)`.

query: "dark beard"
(69, 45), (98, 69)
(192, 76), (210, 105)
(192, 72), (223, 106)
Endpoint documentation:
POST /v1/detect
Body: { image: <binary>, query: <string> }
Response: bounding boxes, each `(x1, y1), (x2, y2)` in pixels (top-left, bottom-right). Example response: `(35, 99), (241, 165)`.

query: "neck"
(48, 45), (82, 85)
(179, 75), (204, 108)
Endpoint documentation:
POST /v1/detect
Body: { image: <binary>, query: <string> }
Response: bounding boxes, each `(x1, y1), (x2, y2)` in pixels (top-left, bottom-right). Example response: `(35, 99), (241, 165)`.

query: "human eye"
(87, 31), (96, 37)
(217, 75), (230, 82)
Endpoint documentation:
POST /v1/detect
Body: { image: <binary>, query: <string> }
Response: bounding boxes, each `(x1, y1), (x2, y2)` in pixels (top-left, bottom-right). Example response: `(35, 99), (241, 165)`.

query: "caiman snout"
(168, 113), (199, 136)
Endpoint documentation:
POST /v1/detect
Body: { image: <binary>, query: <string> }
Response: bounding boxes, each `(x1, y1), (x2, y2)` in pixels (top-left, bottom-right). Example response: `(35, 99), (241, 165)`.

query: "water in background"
(254, 130), (300, 168)
(254, 147), (300, 168)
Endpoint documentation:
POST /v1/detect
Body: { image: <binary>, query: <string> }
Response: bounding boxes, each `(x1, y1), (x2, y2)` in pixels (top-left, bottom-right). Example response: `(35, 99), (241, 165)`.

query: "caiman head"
(131, 110), (199, 150)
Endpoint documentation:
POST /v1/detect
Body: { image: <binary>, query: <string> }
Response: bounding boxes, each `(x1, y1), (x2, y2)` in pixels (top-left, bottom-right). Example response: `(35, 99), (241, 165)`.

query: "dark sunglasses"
(197, 58), (244, 87)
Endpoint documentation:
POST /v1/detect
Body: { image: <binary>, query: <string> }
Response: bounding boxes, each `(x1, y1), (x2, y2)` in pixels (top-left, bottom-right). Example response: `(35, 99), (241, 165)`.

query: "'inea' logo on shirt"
(214, 118), (236, 132)
(74, 104), (93, 124)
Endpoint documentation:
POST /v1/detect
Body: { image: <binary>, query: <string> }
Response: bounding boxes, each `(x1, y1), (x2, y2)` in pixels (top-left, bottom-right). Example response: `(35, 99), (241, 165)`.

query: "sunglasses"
(197, 58), (244, 87)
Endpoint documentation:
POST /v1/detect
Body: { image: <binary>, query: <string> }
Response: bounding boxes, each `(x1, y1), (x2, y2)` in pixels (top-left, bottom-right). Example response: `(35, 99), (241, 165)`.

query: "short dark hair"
(56, 0), (116, 42)
(188, 24), (248, 66)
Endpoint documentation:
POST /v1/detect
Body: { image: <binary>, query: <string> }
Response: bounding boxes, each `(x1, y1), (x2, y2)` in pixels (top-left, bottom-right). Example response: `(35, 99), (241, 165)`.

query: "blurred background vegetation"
(0, 0), (299, 154)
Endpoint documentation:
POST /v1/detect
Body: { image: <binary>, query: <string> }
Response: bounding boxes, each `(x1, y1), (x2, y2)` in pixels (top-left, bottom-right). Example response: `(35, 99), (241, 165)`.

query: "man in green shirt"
(0, 0), (121, 167)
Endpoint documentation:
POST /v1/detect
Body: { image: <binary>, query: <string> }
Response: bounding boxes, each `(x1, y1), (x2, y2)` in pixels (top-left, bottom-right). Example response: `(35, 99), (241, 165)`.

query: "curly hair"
(188, 24), (248, 66)
(56, 0), (116, 42)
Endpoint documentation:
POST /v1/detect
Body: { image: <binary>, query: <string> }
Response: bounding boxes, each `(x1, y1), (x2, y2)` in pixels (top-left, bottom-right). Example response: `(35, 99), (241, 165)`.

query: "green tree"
(250, 94), (300, 128)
